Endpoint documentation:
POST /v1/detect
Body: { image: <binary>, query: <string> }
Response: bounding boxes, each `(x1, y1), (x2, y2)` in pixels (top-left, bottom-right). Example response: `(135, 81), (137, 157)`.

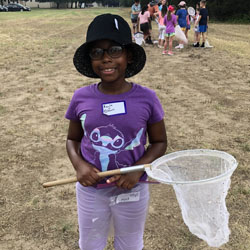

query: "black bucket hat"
(73, 14), (146, 78)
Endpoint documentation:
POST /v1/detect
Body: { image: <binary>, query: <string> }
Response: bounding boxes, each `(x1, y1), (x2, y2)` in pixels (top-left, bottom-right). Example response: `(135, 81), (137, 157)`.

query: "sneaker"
(175, 44), (181, 49)
(201, 42), (205, 47)
(168, 51), (173, 56)
(158, 45), (164, 49)
(179, 44), (184, 49)
(162, 50), (167, 55)
(193, 42), (200, 47)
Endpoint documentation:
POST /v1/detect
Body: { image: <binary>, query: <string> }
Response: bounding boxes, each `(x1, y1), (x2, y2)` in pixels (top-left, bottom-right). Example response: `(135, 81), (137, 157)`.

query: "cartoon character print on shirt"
(80, 114), (144, 172)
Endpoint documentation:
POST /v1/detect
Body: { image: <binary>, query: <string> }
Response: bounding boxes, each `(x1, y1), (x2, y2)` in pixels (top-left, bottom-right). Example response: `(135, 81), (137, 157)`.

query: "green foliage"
(34, 0), (250, 22)
(171, 0), (250, 23)
(120, 0), (134, 7)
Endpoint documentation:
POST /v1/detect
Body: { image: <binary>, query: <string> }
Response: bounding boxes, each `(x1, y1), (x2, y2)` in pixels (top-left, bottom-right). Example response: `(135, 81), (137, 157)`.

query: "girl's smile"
(100, 67), (116, 74)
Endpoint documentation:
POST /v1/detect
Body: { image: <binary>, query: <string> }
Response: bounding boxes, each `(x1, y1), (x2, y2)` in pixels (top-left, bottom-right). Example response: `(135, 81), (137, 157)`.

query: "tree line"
(131, 0), (250, 22)
(5, 0), (250, 22)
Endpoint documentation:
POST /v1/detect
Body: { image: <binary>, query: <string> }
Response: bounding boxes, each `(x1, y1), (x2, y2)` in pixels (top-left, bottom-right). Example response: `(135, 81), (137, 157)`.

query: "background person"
(158, 0), (168, 11)
(138, 5), (152, 44)
(195, 0), (209, 47)
(163, 5), (177, 55)
(175, 1), (188, 49)
(193, 8), (200, 46)
(154, 4), (168, 48)
(131, 0), (141, 37)
(147, 0), (159, 43)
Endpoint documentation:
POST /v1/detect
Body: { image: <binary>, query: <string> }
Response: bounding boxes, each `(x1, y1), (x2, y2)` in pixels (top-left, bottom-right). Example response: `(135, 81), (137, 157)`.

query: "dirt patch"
(0, 8), (249, 250)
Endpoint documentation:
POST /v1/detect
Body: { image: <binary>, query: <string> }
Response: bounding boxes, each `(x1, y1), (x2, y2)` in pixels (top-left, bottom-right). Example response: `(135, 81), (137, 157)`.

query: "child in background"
(175, 1), (188, 49)
(147, 0), (159, 42)
(158, 0), (168, 11)
(66, 14), (167, 250)
(163, 5), (177, 55)
(185, 10), (191, 39)
(195, 0), (209, 47)
(131, 0), (141, 36)
(155, 5), (168, 48)
(138, 5), (152, 44)
(193, 8), (200, 46)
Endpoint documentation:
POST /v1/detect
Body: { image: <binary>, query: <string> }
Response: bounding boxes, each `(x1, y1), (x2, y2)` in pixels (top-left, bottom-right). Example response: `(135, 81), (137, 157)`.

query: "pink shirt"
(138, 11), (150, 24)
(158, 12), (165, 26)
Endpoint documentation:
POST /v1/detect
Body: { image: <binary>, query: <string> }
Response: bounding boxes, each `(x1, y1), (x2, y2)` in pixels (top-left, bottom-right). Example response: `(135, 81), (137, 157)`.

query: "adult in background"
(175, 1), (188, 49)
(131, 0), (141, 37)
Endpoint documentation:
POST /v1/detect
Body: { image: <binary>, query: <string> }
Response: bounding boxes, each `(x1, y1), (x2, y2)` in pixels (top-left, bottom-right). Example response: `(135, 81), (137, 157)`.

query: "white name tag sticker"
(102, 101), (127, 116)
(116, 192), (140, 204)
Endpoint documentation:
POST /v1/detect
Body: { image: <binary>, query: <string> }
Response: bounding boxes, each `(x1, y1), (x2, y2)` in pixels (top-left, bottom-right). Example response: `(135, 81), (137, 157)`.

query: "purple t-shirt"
(65, 83), (164, 181)
(164, 14), (177, 34)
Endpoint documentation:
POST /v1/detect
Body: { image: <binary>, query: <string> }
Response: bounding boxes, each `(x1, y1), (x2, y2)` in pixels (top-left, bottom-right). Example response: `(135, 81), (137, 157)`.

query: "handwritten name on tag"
(110, 192), (140, 206)
(116, 192), (140, 203)
(102, 101), (126, 116)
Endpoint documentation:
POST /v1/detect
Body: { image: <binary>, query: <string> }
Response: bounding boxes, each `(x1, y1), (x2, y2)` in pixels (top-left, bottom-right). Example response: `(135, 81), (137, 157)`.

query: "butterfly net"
(146, 149), (238, 247)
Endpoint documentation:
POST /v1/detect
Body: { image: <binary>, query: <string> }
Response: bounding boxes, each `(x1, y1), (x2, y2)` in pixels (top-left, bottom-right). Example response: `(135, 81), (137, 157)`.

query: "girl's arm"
(107, 120), (167, 189)
(66, 120), (101, 186)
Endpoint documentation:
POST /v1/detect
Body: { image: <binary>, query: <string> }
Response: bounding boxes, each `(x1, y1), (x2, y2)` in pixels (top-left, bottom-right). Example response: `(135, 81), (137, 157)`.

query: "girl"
(158, 0), (168, 11)
(163, 5), (177, 55)
(66, 14), (167, 250)
(175, 1), (188, 49)
(138, 5), (152, 44)
(155, 5), (168, 48)
(131, 0), (141, 36)
(193, 8), (200, 47)
(185, 10), (191, 39)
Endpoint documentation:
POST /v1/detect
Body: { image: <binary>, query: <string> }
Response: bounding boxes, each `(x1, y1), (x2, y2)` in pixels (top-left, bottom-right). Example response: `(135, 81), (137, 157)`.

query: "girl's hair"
(161, 5), (168, 17)
(141, 5), (148, 15)
(167, 9), (173, 21)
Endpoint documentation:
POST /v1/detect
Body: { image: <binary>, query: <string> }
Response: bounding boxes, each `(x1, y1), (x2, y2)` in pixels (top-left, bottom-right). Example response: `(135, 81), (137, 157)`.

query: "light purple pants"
(76, 182), (150, 250)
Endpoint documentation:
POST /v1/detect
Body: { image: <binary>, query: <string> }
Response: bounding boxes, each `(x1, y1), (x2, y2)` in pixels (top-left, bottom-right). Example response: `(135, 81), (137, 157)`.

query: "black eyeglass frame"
(89, 45), (125, 60)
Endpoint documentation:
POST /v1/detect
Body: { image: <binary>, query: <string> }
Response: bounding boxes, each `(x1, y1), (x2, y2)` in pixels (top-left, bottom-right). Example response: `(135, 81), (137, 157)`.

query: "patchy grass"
(0, 8), (249, 250)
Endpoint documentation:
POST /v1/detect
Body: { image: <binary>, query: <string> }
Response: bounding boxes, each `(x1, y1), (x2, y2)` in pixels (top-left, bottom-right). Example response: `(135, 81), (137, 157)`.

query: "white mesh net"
(146, 149), (238, 247)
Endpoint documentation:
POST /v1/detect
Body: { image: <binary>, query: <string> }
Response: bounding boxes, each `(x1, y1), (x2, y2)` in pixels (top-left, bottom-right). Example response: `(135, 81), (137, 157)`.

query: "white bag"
(134, 32), (144, 46)
(175, 25), (188, 44)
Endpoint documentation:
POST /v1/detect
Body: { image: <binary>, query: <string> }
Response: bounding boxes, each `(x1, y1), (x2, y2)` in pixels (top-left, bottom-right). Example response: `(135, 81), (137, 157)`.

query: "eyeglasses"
(89, 46), (124, 60)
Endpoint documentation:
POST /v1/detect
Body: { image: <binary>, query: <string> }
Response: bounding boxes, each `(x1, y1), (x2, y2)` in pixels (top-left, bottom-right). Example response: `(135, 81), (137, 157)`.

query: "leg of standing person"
(162, 35), (168, 54)
(112, 184), (150, 250)
(147, 18), (153, 44)
(76, 183), (111, 250)
(199, 25), (207, 47)
(185, 28), (189, 39)
(136, 19), (139, 33)
(193, 29), (199, 46)
(168, 35), (174, 55)
(194, 29), (201, 47)
(201, 31), (206, 47)
(158, 25), (162, 47)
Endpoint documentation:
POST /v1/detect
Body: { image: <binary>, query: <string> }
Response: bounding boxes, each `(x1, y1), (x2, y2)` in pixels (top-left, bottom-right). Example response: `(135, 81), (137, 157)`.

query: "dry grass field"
(0, 8), (250, 250)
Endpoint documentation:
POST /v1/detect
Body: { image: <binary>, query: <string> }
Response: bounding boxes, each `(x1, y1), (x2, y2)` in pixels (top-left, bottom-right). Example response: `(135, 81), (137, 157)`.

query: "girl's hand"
(76, 162), (101, 187)
(106, 171), (144, 190)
